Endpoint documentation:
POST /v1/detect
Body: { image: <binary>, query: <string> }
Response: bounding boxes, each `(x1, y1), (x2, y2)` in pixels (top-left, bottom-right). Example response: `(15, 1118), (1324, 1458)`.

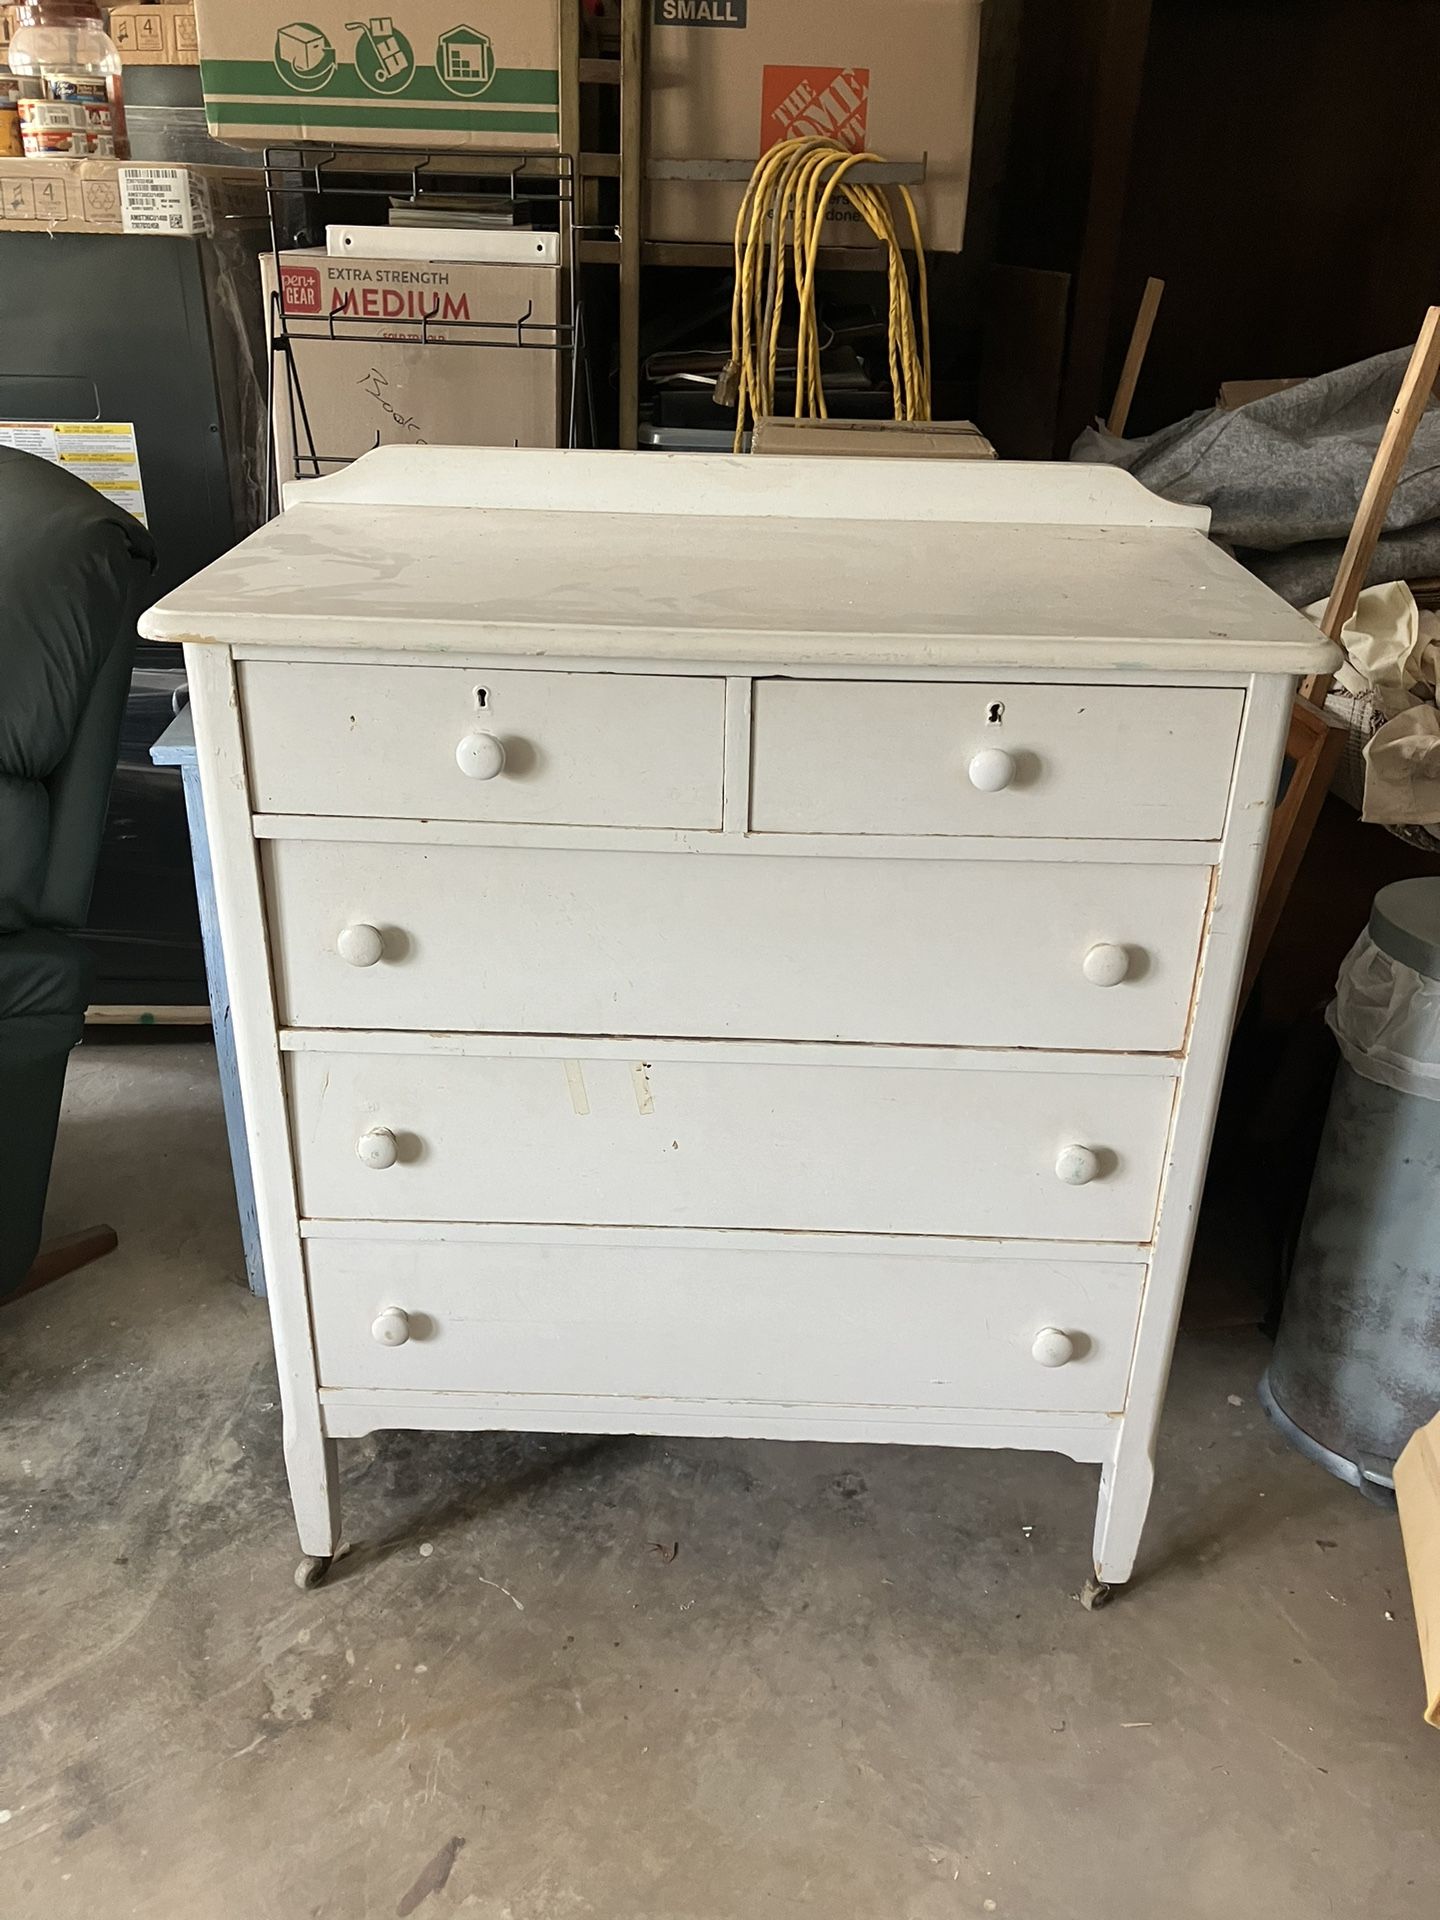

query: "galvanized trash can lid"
(1369, 878), (1440, 982)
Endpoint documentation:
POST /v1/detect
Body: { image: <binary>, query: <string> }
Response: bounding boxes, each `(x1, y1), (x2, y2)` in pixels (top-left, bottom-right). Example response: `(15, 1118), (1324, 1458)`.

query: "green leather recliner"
(1, 446), (157, 1298)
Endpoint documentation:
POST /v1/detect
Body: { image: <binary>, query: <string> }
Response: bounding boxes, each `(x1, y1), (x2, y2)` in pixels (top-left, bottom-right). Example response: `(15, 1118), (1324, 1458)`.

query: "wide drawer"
(267, 839), (1212, 1052)
(749, 681), (1244, 839)
(307, 1234), (1146, 1414)
(286, 1043), (1176, 1240)
(240, 662), (726, 828)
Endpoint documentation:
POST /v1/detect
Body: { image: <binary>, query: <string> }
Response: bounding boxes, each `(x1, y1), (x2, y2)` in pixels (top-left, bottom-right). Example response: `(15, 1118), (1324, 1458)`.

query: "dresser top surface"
(139, 447), (1338, 675)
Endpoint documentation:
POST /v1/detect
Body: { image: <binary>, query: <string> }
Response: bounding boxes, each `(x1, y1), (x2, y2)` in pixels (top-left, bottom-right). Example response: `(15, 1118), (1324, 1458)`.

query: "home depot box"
(0, 157), (263, 232)
(647, 0), (983, 253)
(752, 416), (994, 458)
(193, 1), (562, 150)
(110, 3), (200, 66)
(262, 250), (563, 480)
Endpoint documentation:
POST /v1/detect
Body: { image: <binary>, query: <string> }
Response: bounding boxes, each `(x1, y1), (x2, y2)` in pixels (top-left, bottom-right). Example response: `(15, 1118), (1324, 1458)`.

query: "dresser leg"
(1090, 1442), (1155, 1590)
(286, 1428), (342, 1565)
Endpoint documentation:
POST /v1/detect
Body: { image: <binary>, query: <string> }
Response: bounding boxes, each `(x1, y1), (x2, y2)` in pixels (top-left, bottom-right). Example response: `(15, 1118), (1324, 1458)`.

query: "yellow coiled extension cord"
(721, 136), (933, 452)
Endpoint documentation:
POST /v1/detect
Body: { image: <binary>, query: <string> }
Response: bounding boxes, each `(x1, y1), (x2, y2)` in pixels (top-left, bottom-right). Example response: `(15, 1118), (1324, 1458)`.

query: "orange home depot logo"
(761, 65), (870, 151)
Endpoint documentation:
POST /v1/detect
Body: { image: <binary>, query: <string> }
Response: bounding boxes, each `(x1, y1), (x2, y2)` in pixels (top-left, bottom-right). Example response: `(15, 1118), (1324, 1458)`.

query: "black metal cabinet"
(0, 228), (263, 1007)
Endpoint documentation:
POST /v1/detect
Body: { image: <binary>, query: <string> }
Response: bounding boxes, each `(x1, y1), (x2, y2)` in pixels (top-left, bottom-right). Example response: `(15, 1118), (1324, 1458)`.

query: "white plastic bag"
(1329, 932), (1440, 1101)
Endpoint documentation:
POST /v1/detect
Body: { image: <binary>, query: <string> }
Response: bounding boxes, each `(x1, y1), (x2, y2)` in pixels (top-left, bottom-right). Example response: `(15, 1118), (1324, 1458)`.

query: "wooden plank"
(1241, 694), (1348, 1002)
(978, 265), (1072, 460)
(86, 1004), (211, 1026)
(1301, 305), (1440, 703)
(557, 0), (581, 171)
(648, 158), (925, 185)
(7, 1227), (118, 1303)
(641, 238), (895, 271)
(183, 643), (340, 1560)
(1250, 310), (1440, 1002)
(1107, 275), (1165, 435)
(1094, 671), (1292, 1585)
(617, 0), (644, 451)
(320, 1388), (1116, 1456)
(1055, 0), (1157, 450)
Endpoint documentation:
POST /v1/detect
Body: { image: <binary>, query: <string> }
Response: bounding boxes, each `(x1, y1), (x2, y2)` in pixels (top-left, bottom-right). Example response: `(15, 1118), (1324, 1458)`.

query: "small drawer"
(267, 839), (1212, 1053)
(308, 1234), (1146, 1416)
(240, 661), (726, 828)
(286, 1043), (1176, 1242)
(749, 681), (1244, 840)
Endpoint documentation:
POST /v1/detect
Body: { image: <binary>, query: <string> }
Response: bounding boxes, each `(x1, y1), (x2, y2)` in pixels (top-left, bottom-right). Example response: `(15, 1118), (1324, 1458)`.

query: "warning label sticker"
(0, 420), (148, 524)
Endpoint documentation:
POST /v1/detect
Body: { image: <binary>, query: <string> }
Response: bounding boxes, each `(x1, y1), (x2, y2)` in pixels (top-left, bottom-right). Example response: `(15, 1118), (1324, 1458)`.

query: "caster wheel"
(1080, 1576), (1114, 1612)
(295, 1554), (333, 1591)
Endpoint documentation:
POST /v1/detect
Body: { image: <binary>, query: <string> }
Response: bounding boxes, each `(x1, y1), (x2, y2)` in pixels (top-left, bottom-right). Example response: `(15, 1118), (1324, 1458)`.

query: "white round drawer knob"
(1056, 1145), (1102, 1187)
(356, 1127), (399, 1171)
(1032, 1327), (1076, 1369)
(1083, 943), (1131, 988)
(337, 922), (385, 969)
(968, 747), (1017, 793)
(456, 731), (507, 781)
(372, 1306), (411, 1348)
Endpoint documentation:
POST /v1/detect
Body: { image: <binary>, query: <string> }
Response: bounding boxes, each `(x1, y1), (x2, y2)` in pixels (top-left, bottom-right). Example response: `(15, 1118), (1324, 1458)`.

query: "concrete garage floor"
(1, 1040), (1435, 1920)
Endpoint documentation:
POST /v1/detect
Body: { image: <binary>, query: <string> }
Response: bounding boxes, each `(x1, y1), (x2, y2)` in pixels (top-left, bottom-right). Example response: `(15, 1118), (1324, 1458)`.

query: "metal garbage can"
(1261, 878), (1440, 1496)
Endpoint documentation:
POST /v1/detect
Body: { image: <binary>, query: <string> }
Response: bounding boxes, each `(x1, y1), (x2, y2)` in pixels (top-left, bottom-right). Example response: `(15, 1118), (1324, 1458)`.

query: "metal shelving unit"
(244, 6), (933, 465)
(574, 4), (932, 449)
(260, 146), (587, 506)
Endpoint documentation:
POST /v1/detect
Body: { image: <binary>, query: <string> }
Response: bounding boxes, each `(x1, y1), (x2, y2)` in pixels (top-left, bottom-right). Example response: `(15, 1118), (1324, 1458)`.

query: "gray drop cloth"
(1072, 347), (1440, 605)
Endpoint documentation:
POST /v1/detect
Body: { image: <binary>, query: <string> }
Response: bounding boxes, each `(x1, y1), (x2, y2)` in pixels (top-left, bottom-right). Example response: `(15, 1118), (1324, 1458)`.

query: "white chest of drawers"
(139, 447), (1336, 1598)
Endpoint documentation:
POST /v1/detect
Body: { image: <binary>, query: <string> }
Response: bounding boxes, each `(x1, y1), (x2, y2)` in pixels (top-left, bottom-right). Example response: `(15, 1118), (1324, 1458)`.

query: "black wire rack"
(261, 145), (588, 512)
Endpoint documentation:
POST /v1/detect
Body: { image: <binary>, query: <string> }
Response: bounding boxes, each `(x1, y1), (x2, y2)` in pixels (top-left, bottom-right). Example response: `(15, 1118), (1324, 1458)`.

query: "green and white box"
(195, 1), (562, 150)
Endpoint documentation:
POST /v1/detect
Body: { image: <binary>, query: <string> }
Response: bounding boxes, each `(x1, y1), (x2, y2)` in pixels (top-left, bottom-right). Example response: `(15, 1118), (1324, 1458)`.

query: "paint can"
(1262, 879), (1440, 1496)
(0, 76), (26, 157)
(18, 95), (89, 154)
(44, 71), (115, 151)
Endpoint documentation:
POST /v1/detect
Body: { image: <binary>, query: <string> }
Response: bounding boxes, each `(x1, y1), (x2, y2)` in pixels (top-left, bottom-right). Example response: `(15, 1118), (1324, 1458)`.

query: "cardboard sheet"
(1395, 1412), (1440, 1727)
(752, 416), (994, 458)
(0, 157), (262, 234)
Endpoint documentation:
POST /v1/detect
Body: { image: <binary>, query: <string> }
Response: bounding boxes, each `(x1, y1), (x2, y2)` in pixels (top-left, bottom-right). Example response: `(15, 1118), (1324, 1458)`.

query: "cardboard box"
(1395, 1413), (1440, 1728)
(109, 3), (200, 66)
(262, 249), (564, 480)
(0, 157), (263, 233)
(647, 1), (983, 253)
(194, 1), (562, 150)
(752, 415), (994, 458)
